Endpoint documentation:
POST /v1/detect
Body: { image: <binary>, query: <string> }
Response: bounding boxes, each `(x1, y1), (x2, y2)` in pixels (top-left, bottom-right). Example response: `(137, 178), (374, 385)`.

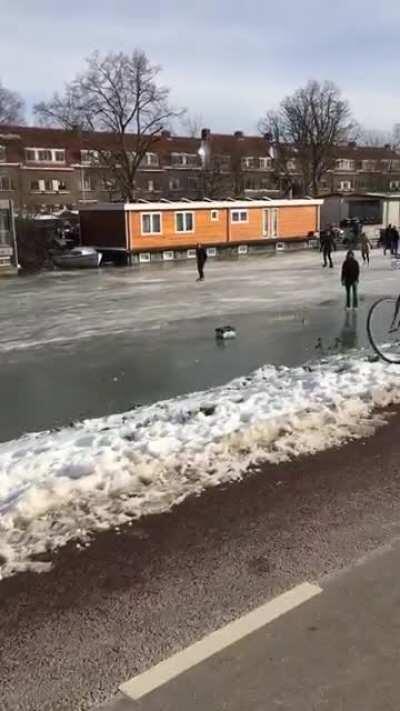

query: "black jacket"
(341, 256), (360, 284)
(196, 247), (207, 265)
(320, 232), (335, 251)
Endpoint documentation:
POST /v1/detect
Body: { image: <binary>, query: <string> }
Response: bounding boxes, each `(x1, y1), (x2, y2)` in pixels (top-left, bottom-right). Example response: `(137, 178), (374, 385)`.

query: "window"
(30, 179), (40, 192)
(26, 148), (66, 163)
(38, 149), (52, 162)
(81, 175), (96, 191)
(231, 210), (248, 223)
(169, 178), (181, 191)
(171, 153), (199, 167)
(56, 180), (68, 192)
(339, 180), (352, 191)
(362, 160), (376, 171)
(263, 208), (279, 238)
(80, 149), (100, 164)
(43, 179), (52, 192)
(390, 180), (400, 191)
(259, 157), (272, 170)
(336, 159), (355, 171)
(0, 175), (13, 191)
(211, 210), (219, 222)
(287, 159), (296, 171)
(147, 180), (155, 192)
(176, 211), (194, 233)
(0, 145), (6, 162)
(141, 212), (162, 234)
(143, 153), (159, 167)
(242, 157), (252, 169)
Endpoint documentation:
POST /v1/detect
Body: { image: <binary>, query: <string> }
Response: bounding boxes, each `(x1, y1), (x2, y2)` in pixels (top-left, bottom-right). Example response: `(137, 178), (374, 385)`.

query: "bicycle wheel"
(367, 297), (400, 363)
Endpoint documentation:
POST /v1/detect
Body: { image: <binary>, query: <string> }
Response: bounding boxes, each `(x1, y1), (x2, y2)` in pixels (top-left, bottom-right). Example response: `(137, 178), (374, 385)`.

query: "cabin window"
(141, 212), (162, 234)
(176, 211), (194, 233)
(211, 210), (219, 221)
(231, 209), (248, 223)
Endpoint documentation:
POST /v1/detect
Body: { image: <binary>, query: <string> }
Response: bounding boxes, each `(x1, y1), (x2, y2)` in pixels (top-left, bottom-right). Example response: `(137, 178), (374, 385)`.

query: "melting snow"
(0, 352), (399, 579)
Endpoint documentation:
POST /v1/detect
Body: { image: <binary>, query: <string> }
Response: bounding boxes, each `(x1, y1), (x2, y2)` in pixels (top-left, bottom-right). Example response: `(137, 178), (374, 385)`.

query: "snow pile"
(1, 353), (399, 579)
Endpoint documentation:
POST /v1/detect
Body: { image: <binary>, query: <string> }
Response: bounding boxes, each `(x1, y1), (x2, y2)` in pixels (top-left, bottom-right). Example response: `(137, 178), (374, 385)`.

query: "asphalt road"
(2, 408), (400, 710)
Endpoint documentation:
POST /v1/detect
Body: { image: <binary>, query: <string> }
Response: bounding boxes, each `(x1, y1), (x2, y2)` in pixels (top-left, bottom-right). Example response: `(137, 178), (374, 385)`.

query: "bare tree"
(179, 112), (203, 138)
(34, 50), (183, 201)
(261, 80), (355, 196)
(0, 80), (25, 125)
(358, 127), (395, 148)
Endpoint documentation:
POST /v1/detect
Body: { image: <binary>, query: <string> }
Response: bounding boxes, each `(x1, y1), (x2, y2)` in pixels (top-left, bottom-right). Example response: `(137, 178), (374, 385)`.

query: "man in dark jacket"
(384, 224), (393, 255)
(320, 229), (335, 268)
(196, 243), (207, 281)
(341, 250), (360, 309)
(392, 225), (399, 255)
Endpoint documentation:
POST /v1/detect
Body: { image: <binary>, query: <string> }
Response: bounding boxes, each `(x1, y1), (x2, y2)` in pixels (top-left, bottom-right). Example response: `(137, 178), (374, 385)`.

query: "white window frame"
(163, 250), (174, 261)
(210, 209), (219, 222)
(139, 252), (151, 263)
(230, 209), (248, 223)
(0, 175), (13, 191)
(238, 244), (248, 255)
(147, 180), (154, 192)
(390, 180), (400, 190)
(336, 159), (355, 171)
(207, 247), (217, 257)
(263, 208), (279, 238)
(144, 152), (159, 167)
(25, 147), (66, 163)
(339, 180), (352, 192)
(187, 249), (196, 259)
(171, 153), (198, 167)
(175, 211), (195, 233)
(141, 212), (162, 235)
(259, 157), (272, 170)
(241, 157), (253, 169)
(80, 149), (100, 165)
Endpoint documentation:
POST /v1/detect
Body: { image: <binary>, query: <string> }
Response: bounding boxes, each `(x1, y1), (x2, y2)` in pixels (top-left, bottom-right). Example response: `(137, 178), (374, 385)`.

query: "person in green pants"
(341, 250), (360, 310)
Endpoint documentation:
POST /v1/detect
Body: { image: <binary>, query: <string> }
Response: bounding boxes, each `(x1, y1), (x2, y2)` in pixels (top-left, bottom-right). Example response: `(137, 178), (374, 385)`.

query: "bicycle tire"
(367, 297), (400, 364)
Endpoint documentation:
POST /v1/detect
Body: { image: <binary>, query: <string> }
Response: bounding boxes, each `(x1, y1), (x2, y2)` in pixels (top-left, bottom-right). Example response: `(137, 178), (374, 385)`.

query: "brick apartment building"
(0, 125), (400, 214)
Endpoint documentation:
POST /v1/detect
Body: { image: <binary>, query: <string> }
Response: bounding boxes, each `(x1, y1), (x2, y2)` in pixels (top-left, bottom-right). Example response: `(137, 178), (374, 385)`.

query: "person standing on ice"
(196, 243), (207, 281)
(320, 229), (335, 268)
(360, 232), (372, 264)
(341, 250), (360, 310)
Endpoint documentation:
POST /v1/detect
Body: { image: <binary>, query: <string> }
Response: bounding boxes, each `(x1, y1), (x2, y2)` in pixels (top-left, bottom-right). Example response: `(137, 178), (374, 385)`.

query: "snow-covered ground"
(1, 250), (400, 579)
(1, 352), (400, 579)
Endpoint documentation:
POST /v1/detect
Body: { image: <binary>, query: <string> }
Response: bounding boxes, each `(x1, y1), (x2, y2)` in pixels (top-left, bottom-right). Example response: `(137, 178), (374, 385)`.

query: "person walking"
(196, 243), (207, 281)
(392, 225), (399, 255)
(384, 224), (393, 255)
(320, 229), (335, 268)
(360, 231), (372, 264)
(341, 250), (360, 310)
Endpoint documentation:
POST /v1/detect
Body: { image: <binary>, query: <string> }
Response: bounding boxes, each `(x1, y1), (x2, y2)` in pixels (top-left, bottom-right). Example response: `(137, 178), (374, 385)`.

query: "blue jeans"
(345, 282), (358, 308)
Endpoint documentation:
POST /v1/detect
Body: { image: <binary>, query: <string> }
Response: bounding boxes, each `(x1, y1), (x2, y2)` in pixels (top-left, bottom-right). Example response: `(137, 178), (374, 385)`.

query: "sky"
(1, 0), (400, 135)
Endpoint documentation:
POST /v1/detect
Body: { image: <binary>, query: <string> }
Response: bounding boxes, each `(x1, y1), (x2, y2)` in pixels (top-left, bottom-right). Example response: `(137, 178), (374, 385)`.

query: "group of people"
(380, 224), (399, 256)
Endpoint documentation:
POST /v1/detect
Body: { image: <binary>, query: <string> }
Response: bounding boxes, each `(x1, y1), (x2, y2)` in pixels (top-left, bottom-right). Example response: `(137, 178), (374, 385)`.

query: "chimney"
(161, 129), (171, 139)
(201, 128), (210, 140)
(234, 130), (244, 138)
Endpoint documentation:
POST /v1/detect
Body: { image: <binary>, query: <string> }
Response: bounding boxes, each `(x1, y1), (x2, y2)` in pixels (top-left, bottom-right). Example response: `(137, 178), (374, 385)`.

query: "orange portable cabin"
(79, 198), (322, 264)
